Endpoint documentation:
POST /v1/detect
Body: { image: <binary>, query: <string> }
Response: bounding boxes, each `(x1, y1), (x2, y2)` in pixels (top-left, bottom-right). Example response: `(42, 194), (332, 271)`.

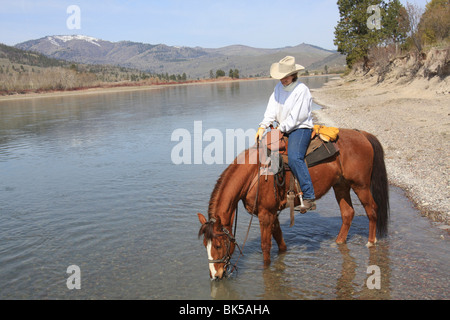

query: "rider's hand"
(255, 127), (265, 142)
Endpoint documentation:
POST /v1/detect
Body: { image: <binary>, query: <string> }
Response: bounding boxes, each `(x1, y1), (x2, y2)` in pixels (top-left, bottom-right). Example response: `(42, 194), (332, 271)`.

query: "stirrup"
(294, 199), (316, 213)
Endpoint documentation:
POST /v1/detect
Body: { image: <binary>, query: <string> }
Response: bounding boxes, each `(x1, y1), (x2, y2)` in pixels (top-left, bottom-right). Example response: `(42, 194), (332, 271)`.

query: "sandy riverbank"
(311, 75), (449, 224)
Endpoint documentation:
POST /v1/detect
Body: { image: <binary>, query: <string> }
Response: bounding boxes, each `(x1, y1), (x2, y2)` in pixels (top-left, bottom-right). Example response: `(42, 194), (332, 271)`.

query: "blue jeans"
(287, 128), (315, 200)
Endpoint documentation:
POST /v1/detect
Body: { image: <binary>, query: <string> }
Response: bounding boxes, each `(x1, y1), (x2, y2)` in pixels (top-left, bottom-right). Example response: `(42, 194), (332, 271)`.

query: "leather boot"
(294, 199), (316, 214)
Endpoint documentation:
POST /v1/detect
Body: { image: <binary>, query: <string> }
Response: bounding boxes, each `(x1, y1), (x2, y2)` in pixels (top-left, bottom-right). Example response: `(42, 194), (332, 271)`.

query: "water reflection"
(207, 185), (447, 300)
(209, 239), (394, 300)
(335, 244), (392, 300)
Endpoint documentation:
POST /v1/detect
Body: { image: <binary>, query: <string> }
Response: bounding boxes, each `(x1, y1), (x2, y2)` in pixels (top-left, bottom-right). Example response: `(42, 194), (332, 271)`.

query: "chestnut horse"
(197, 128), (389, 280)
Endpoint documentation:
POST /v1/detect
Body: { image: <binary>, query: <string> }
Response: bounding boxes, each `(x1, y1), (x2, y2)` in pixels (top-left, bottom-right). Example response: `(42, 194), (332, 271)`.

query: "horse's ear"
(197, 213), (207, 225)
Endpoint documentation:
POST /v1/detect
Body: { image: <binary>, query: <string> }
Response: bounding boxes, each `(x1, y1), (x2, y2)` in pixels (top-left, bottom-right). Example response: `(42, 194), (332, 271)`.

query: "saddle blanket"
(262, 126), (340, 171)
(278, 136), (339, 169)
(304, 137), (339, 167)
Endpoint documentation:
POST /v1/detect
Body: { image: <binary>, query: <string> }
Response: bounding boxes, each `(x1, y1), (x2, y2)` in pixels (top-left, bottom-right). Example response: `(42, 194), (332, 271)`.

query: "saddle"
(263, 125), (340, 168)
(258, 125), (340, 227)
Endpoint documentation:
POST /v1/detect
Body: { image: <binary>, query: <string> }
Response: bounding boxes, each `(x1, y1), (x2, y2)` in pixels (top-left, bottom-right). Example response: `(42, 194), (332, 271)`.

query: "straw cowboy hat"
(270, 56), (305, 79)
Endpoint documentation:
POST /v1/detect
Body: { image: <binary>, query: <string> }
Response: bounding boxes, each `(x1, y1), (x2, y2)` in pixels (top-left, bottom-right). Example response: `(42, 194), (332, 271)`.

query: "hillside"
(0, 43), (163, 94)
(15, 35), (346, 78)
(0, 43), (65, 68)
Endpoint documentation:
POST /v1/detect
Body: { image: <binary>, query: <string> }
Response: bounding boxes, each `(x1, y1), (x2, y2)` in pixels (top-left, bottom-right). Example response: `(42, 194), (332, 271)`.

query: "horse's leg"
(272, 215), (287, 253)
(258, 210), (275, 265)
(352, 186), (378, 247)
(333, 184), (355, 244)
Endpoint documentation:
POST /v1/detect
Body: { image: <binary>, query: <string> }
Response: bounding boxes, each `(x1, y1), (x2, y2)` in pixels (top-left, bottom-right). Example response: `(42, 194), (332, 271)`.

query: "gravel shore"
(311, 75), (449, 224)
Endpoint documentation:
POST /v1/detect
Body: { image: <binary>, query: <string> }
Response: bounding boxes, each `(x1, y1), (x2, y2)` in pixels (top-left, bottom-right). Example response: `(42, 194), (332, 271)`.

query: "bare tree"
(405, 2), (425, 52)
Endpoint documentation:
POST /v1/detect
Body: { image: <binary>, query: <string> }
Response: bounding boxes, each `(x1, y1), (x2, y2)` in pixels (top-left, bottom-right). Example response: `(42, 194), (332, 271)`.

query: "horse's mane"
(199, 147), (257, 241)
(197, 164), (238, 242)
(198, 161), (244, 241)
(198, 219), (215, 241)
(207, 163), (239, 218)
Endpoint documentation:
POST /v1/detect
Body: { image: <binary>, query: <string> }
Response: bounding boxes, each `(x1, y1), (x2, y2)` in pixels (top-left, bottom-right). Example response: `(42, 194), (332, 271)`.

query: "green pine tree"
(335, 0), (409, 68)
(334, 0), (385, 68)
(382, 0), (408, 47)
(215, 69), (225, 78)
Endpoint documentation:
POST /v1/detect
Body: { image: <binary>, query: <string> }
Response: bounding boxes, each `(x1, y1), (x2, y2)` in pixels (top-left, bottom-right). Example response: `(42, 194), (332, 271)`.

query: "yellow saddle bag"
(313, 125), (339, 142)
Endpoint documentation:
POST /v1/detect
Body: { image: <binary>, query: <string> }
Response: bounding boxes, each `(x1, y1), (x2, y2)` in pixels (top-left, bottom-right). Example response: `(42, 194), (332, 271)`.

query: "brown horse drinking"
(197, 128), (389, 280)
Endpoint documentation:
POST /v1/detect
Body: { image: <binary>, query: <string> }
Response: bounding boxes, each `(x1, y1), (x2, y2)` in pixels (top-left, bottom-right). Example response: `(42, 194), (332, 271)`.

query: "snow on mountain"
(47, 35), (102, 47)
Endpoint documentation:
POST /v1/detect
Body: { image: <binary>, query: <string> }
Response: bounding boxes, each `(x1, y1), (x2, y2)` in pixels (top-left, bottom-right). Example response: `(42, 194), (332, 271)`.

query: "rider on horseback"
(255, 56), (316, 212)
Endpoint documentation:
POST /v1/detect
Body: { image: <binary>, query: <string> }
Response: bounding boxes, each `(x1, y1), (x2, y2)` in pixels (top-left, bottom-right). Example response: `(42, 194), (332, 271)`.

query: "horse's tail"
(363, 132), (390, 237)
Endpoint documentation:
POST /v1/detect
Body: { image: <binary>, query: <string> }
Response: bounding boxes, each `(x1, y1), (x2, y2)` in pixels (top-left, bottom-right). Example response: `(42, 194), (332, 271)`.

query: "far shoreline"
(0, 78), (260, 102)
(0, 74), (340, 102)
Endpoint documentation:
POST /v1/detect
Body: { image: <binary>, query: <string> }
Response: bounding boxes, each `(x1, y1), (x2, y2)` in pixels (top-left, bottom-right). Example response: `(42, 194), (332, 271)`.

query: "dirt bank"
(312, 73), (449, 224)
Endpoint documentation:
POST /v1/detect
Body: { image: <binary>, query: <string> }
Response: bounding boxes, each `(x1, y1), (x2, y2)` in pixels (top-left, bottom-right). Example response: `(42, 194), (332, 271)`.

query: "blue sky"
(1, 0), (431, 50)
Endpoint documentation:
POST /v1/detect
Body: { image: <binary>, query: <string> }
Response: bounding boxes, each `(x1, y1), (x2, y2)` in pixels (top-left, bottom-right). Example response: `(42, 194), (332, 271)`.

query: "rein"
(226, 140), (261, 276)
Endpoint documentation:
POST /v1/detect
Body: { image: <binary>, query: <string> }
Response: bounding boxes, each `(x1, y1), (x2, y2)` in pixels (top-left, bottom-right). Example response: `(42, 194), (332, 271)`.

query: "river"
(0, 77), (448, 299)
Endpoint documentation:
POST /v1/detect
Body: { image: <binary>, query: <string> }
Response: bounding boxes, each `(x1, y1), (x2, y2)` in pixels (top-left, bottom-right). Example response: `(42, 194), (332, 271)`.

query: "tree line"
(334, 0), (449, 69)
(0, 63), (191, 94)
(209, 69), (240, 79)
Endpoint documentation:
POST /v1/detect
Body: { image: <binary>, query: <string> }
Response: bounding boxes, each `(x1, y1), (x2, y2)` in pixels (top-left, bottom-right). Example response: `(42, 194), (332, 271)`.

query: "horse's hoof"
(366, 241), (375, 248)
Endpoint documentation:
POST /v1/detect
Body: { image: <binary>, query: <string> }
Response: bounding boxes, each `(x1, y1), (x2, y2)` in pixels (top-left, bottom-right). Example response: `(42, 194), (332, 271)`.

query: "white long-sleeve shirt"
(259, 80), (313, 134)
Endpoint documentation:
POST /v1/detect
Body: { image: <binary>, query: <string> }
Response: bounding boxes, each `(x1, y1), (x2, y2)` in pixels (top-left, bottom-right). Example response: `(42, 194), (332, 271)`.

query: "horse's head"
(197, 213), (236, 280)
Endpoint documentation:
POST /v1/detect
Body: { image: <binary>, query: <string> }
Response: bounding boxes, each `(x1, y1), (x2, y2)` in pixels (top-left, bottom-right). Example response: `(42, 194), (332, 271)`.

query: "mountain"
(0, 42), (164, 94)
(0, 42), (66, 68)
(15, 35), (346, 78)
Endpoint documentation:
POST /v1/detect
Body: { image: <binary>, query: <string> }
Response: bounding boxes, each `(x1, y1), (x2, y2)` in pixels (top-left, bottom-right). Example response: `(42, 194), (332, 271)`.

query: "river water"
(0, 78), (448, 300)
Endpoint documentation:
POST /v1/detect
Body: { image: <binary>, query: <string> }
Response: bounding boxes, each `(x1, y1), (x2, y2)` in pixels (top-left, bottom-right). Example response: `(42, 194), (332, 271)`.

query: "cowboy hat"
(270, 56), (305, 79)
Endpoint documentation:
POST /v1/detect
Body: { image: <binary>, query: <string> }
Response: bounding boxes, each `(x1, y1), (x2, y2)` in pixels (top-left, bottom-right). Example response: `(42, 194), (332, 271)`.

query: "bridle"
(207, 219), (242, 276)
